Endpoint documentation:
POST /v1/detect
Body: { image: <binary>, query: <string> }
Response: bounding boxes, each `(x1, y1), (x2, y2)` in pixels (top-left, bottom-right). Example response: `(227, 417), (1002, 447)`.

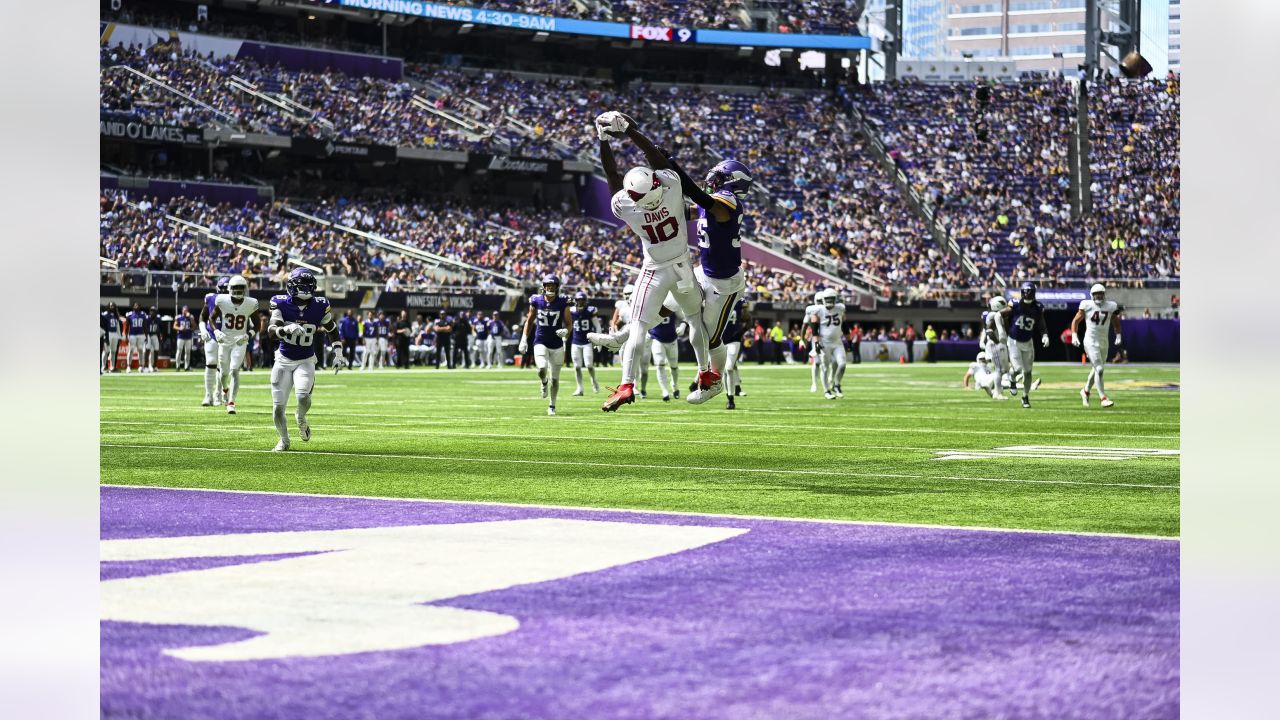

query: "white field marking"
(102, 519), (745, 661)
(100, 444), (1178, 491)
(99, 421), (1180, 456)
(934, 446), (1182, 462)
(98, 406), (1180, 440)
(101, 484), (1181, 541)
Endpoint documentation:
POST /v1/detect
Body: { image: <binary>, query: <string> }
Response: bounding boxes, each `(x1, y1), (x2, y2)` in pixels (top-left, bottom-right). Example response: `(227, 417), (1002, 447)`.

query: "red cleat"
(601, 383), (636, 412)
(696, 369), (722, 390)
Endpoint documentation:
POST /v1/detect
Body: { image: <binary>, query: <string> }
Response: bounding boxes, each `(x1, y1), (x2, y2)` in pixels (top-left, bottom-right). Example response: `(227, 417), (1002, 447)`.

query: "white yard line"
(99, 483), (1180, 541)
(98, 406), (1179, 440)
(100, 443), (1178, 491)
(99, 421), (1181, 457)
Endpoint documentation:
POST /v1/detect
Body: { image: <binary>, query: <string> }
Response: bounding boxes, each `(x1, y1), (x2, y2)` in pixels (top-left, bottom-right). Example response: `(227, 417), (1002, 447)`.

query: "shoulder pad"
(712, 190), (740, 209)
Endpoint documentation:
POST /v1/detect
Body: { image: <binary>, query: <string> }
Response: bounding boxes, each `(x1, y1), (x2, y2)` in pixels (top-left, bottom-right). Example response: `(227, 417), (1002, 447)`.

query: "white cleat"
(226, 401), (236, 415)
(809, 383), (817, 393)
(1031, 378), (1042, 391)
(586, 332), (622, 351)
(1080, 389), (1091, 406)
(540, 382), (548, 399)
(834, 385), (844, 398)
(201, 395), (213, 407)
(297, 416), (311, 442)
(1100, 396), (1114, 408)
(572, 388), (584, 397)
(272, 441), (289, 452)
(547, 406), (556, 416)
(592, 383), (601, 394)
(824, 390), (836, 400)
(686, 380), (724, 405)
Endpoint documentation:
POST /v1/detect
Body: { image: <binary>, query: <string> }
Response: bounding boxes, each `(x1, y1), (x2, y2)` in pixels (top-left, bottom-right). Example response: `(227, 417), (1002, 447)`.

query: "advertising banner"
(100, 118), (203, 145)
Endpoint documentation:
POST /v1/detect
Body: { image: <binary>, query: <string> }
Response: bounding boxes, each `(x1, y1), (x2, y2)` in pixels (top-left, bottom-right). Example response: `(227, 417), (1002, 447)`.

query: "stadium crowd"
(101, 189), (823, 302)
(101, 44), (483, 151)
(857, 77), (1180, 285)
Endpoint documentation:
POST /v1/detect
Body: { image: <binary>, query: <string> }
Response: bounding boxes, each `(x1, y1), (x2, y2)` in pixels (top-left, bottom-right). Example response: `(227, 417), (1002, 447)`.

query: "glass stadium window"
(952, 3), (1001, 13)
(949, 26), (1002, 36)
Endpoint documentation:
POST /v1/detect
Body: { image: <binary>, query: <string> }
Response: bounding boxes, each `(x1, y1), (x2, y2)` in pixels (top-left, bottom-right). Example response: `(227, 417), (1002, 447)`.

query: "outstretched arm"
(600, 139), (623, 195)
(622, 121), (671, 172)
(666, 155), (731, 221)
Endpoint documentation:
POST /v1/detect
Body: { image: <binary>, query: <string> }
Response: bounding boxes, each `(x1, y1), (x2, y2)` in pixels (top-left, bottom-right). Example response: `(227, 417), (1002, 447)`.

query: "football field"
(101, 361), (1180, 536)
(100, 361), (1180, 719)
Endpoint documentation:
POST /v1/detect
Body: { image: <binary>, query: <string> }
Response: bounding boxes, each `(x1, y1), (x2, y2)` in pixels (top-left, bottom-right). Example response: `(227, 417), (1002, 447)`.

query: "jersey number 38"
(284, 323), (317, 346)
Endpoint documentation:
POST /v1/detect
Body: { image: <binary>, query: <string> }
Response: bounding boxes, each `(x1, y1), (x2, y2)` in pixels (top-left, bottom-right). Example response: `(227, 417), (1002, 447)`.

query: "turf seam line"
(100, 444), (1179, 490)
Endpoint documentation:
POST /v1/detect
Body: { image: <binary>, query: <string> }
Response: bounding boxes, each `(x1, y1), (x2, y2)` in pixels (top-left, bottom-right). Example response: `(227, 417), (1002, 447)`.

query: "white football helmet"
(623, 167), (665, 210)
(988, 296), (1008, 312)
(228, 275), (248, 301)
(822, 289), (839, 309)
(812, 292), (824, 306)
(976, 352), (988, 363)
(1090, 283), (1106, 302)
(623, 283), (636, 301)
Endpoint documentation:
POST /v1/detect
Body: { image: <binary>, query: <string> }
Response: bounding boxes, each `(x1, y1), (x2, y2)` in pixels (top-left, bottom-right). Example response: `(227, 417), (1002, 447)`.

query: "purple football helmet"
(215, 276), (231, 293)
(1020, 281), (1036, 303)
(705, 160), (753, 194)
(542, 274), (561, 300)
(573, 290), (587, 307)
(286, 267), (318, 300)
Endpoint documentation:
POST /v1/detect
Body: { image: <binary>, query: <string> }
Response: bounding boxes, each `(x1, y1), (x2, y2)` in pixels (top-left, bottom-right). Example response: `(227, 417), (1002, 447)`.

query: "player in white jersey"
(963, 352), (999, 398)
(198, 277), (230, 406)
(210, 275), (261, 415)
(1071, 283), (1124, 408)
(809, 289), (848, 399)
(595, 111), (716, 412)
(804, 292), (830, 394)
(589, 282), (656, 398)
(982, 296), (1011, 399)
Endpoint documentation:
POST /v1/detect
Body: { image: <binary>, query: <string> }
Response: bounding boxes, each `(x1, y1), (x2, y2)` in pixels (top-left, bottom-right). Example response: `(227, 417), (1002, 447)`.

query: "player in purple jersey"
(720, 298), (750, 409)
(375, 311), (390, 369)
(519, 274), (573, 416)
(484, 313), (506, 369)
(648, 311), (684, 402)
(569, 291), (601, 396)
(101, 302), (123, 373)
(199, 277), (230, 405)
(622, 125), (750, 406)
(173, 306), (194, 372)
(998, 282), (1049, 408)
(265, 268), (340, 451)
(124, 302), (147, 374)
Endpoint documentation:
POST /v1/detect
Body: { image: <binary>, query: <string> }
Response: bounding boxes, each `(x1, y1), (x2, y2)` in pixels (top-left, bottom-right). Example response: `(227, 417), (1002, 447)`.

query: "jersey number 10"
(641, 217), (680, 244)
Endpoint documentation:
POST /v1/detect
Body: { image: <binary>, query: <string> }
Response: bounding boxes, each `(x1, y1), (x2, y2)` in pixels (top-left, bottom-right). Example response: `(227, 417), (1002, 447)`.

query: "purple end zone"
(101, 486), (1178, 720)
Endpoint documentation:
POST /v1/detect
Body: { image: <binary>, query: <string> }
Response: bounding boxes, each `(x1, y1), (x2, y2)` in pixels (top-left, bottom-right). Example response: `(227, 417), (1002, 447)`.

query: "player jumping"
(518, 274), (573, 416)
(595, 111), (718, 411)
(266, 268), (341, 451)
(1072, 283), (1123, 408)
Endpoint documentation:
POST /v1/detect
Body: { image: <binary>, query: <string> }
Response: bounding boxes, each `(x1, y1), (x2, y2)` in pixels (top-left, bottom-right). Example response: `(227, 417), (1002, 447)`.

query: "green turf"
(100, 361), (1179, 536)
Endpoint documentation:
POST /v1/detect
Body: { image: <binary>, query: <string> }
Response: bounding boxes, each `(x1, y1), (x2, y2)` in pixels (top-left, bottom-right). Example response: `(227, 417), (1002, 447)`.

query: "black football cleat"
(1021, 396), (1031, 408)
(726, 395), (736, 410)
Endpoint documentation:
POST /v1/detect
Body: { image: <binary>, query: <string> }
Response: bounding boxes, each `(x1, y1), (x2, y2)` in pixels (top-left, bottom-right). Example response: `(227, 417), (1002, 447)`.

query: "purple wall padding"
(102, 176), (270, 205)
(236, 42), (402, 80)
(1117, 319), (1180, 362)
